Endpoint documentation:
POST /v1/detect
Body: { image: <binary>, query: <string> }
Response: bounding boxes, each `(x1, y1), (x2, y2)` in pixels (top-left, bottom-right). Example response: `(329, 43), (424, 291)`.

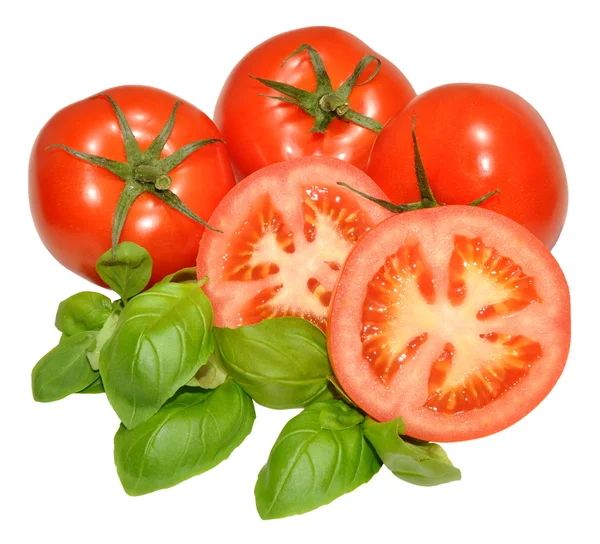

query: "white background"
(2, 0), (598, 542)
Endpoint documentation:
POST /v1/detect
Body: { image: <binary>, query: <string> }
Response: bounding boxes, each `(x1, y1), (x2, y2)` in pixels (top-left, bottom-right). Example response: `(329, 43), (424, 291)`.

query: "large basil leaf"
(114, 380), (255, 496)
(32, 331), (98, 402)
(255, 400), (381, 519)
(214, 317), (331, 409)
(100, 281), (214, 429)
(55, 292), (112, 336)
(96, 242), (152, 300)
(363, 417), (461, 486)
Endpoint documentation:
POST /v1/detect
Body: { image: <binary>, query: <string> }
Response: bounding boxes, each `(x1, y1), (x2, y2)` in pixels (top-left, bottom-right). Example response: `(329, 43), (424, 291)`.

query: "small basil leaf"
(114, 380), (255, 496)
(363, 417), (461, 486)
(160, 267), (198, 284)
(100, 282), (214, 429)
(255, 400), (381, 519)
(187, 353), (227, 389)
(55, 292), (112, 336)
(78, 375), (104, 394)
(214, 317), (331, 409)
(319, 401), (364, 431)
(86, 309), (121, 371)
(96, 242), (152, 300)
(32, 331), (98, 402)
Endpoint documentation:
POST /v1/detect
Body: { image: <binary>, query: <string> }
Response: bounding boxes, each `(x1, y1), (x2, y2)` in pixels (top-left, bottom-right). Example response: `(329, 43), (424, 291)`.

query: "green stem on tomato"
(339, 116), (500, 213)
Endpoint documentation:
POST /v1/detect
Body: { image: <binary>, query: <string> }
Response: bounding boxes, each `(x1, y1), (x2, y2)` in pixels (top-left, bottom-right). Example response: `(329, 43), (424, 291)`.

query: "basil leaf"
(114, 380), (255, 496)
(100, 282), (214, 429)
(187, 353), (227, 389)
(86, 309), (121, 371)
(319, 401), (364, 430)
(32, 331), (98, 402)
(55, 292), (112, 336)
(255, 400), (381, 519)
(363, 417), (461, 486)
(161, 267), (198, 284)
(78, 375), (104, 394)
(96, 242), (152, 300)
(214, 317), (331, 409)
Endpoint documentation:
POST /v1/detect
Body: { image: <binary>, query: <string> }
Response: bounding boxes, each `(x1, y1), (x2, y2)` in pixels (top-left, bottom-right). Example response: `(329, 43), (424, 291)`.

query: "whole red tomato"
(29, 85), (236, 287)
(215, 26), (416, 179)
(367, 83), (568, 248)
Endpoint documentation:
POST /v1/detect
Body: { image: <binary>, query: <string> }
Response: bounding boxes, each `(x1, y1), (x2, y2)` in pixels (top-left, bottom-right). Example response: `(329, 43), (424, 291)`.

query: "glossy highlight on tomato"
(367, 84), (568, 248)
(197, 157), (392, 331)
(328, 206), (570, 442)
(215, 26), (416, 179)
(29, 85), (236, 287)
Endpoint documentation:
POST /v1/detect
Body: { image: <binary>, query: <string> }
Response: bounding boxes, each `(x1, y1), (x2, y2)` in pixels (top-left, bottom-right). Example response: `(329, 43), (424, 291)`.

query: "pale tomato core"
(197, 157), (391, 331)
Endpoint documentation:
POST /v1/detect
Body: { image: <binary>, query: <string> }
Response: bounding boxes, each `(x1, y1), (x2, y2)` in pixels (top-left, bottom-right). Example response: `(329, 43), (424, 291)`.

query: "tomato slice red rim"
(197, 157), (392, 331)
(328, 206), (570, 442)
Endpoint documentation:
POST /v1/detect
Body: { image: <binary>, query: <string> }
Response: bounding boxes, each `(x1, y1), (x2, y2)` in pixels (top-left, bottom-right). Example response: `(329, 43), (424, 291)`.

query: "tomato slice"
(328, 206), (570, 442)
(197, 157), (392, 331)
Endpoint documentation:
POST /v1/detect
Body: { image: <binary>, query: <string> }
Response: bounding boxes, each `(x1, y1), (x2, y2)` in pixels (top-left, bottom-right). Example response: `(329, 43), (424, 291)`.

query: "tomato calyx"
(339, 116), (500, 212)
(48, 94), (222, 257)
(250, 44), (384, 133)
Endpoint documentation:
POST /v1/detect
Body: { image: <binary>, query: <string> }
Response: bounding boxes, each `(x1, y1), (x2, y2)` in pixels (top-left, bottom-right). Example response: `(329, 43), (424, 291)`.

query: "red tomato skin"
(367, 83), (568, 249)
(29, 85), (236, 287)
(215, 26), (416, 180)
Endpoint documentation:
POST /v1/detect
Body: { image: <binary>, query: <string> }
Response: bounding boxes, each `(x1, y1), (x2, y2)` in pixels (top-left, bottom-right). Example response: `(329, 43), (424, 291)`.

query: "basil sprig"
(114, 380), (255, 495)
(214, 317), (332, 409)
(32, 240), (463, 518)
(255, 400), (381, 519)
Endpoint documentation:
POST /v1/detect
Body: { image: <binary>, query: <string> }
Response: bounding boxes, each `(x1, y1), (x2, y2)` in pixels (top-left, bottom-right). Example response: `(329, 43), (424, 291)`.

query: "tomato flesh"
(329, 206), (570, 442)
(197, 157), (392, 331)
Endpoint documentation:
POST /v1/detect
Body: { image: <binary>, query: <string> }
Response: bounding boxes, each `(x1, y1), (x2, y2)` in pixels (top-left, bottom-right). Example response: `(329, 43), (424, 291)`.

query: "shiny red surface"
(215, 26), (416, 179)
(367, 83), (568, 248)
(29, 85), (235, 287)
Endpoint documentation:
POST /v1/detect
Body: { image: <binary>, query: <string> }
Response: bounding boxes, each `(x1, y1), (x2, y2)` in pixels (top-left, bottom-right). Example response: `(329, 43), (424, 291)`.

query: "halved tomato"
(197, 157), (391, 331)
(328, 206), (570, 442)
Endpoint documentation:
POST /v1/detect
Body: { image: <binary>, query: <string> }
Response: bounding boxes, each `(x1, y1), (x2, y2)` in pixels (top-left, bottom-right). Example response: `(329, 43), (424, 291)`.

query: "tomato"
(367, 84), (568, 248)
(29, 85), (235, 287)
(215, 26), (416, 180)
(196, 157), (392, 331)
(328, 206), (570, 442)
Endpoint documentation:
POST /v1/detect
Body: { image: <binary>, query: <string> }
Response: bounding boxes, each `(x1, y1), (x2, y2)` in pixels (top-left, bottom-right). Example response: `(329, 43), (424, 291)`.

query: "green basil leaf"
(255, 400), (381, 519)
(100, 282), (214, 429)
(114, 380), (255, 496)
(32, 331), (98, 402)
(187, 353), (227, 389)
(78, 375), (104, 394)
(96, 242), (152, 300)
(160, 267), (198, 284)
(214, 317), (331, 409)
(363, 416), (461, 486)
(86, 309), (121, 371)
(55, 292), (112, 336)
(319, 401), (364, 431)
